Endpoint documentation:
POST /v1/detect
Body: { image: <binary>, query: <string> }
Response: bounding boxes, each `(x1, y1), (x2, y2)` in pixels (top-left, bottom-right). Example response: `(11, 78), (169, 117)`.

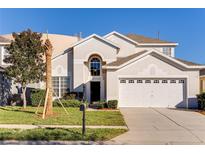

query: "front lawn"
(0, 106), (125, 126)
(0, 128), (127, 141)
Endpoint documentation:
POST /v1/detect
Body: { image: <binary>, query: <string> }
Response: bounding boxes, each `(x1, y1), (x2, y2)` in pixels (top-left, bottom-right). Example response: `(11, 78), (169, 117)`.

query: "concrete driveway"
(107, 108), (205, 145)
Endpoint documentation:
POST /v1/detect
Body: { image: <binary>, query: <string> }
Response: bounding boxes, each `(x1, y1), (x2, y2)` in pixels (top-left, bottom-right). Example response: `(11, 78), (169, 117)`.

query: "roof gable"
(70, 34), (120, 49)
(103, 50), (205, 70)
(104, 31), (178, 46)
(105, 50), (147, 67)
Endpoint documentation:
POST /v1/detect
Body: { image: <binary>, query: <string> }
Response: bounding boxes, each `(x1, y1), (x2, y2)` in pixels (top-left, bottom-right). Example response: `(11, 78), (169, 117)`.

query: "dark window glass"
(120, 80), (126, 83)
(170, 80), (176, 83)
(154, 80), (159, 83)
(145, 80), (151, 83)
(137, 80), (143, 83)
(90, 58), (101, 76)
(179, 80), (184, 83)
(128, 80), (134, 83)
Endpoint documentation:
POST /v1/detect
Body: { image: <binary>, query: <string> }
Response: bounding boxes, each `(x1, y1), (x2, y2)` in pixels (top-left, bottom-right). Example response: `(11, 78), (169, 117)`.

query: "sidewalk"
(0, 140), (106, 145)
(0, 124), (128, 129)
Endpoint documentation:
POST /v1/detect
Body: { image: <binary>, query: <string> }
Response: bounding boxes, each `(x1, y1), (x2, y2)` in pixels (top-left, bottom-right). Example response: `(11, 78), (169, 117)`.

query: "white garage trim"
(118, 77), (188, 108)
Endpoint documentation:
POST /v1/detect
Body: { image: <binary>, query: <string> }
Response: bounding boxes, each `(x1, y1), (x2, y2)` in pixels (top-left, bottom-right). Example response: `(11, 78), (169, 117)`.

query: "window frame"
(162, 47), (172, 56)
(162, 80), (168, 83)
(128, 80), (134, 83)
(89, 56), (101, 76)
(137, 80), (143, 83)
(120, 80), (126, 83)
(179, 79), (185, 83)
(52, 76), (71, 98)
(145, 80), (151, 83)
(153, 80), (159, 83)
(1, 46), (10, 65)
(170, 79), (176, 83)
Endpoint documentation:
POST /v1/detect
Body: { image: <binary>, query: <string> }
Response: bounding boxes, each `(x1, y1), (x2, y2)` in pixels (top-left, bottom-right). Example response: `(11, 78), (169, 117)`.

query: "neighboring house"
(200, 69), (205, 92)
(0, 36), (11, 105)
(0, 31), (205, 108)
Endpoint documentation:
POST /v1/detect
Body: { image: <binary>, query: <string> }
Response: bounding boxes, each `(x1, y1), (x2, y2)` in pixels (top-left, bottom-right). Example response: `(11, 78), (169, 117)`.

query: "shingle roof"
(0, 36), (10, 43)
(1, 33), (79, 58)
(105, 50), (148, 67)
(174, 58), (202, 66)
(126, 34), (175, 44)
(105, 50), (202, 67)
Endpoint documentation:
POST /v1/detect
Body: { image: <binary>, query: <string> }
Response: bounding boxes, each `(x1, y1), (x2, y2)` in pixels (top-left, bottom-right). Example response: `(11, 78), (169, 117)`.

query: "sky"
(0, 8), (205, 64)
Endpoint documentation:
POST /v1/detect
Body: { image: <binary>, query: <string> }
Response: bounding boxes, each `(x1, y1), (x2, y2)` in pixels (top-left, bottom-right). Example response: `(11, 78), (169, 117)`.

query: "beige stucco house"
(0, 31), (205, 108)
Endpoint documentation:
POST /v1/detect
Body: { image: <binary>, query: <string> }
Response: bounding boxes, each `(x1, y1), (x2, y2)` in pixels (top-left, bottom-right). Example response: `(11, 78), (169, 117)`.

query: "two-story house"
(1, 31), (205, 108)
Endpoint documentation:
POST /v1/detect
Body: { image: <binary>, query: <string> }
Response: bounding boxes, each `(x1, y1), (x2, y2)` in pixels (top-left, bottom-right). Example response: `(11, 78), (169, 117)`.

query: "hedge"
(89, 100), (118, 109)
(53, 99), (87, 108)
(107, 100), (118, 109)
(197, 92), (205, 110)
(31, 89), (45, 107)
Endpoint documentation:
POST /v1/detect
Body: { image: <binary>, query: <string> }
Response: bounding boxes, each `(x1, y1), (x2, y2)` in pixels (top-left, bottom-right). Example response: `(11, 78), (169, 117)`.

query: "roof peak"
(126, 33), (176, 44)
(104, 31), (178, 45)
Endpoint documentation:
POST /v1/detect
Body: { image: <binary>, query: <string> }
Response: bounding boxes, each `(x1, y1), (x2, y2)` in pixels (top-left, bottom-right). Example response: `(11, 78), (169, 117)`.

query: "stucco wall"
(105, 34), (136, 57)
(73, 37), (118, 92)
(105, 35), (175, 57)
(52, 52), (69, 77)
(106, 54), (200, 108)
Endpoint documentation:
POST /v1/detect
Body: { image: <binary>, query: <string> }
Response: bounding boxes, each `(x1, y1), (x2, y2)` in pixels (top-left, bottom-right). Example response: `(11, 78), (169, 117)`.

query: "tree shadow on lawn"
(0, 106), (35, 114)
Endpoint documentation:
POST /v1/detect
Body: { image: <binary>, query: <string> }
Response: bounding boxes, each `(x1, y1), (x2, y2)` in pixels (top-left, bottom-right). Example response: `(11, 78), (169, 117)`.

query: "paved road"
(107, 108), (205, 145)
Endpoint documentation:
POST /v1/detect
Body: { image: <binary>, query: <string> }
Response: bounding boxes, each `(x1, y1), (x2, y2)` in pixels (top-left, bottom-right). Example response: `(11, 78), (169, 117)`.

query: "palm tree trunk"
(45, 39), (53, 116)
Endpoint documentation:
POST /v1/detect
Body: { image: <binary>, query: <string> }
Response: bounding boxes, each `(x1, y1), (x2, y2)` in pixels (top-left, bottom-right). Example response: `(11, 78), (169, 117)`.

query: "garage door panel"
(119, 79), (186, 108)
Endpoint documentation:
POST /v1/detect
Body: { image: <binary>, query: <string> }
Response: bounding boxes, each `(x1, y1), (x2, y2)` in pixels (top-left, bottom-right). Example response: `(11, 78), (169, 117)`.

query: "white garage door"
(119, 78), (186, 108)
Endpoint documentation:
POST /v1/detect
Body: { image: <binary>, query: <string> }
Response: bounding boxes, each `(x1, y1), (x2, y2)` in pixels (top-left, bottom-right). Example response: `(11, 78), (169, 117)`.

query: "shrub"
(8, 94), (22, 106)
(197, 93), (205, 110)
(53, 99), (83, 108)
(107, 100), (118, 109)
(62, 92), (76, 100)
(89, 102), (104, 109)
(31, 89), (45, 107)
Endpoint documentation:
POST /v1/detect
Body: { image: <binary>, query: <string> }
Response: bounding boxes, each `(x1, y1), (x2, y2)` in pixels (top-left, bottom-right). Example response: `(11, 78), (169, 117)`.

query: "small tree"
(4, 29), (46, 108)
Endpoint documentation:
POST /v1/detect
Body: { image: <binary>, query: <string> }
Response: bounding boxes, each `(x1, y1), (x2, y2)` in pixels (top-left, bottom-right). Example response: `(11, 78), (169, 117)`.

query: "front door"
(90, 81), (100, 102)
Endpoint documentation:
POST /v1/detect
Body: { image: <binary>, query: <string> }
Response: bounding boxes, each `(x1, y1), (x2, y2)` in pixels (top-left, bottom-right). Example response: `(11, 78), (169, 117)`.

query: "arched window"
(90, 57), (101, 76)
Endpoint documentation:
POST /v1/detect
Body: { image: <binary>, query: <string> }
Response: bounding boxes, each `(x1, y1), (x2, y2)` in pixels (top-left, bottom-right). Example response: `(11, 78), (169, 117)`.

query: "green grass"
(0, 128), (127, 141)
(0, 106), (126, 126)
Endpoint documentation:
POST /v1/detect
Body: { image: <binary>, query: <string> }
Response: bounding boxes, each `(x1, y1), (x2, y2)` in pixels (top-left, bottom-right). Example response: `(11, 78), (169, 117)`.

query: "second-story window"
(3, 48), (10, 60)
(163, 47), (172, 56)
(0, 46), (10, 65)
(90, 57), (101, 76)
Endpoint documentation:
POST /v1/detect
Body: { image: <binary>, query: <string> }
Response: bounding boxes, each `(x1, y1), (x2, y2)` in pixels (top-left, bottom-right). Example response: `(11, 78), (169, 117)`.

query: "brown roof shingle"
(0, 36), (10, 43)
(105, 50), (148, 67)
(126, 34), (175, 44)
(105, 51), (201, 67)
(174, 58), (202, 66)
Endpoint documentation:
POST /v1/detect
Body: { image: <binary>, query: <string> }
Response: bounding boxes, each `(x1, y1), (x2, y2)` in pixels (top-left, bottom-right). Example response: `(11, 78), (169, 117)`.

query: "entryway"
(90, 81), (100, 102)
